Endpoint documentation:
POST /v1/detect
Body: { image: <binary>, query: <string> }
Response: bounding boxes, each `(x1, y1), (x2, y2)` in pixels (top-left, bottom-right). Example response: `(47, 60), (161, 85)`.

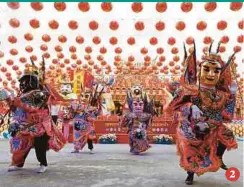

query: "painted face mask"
(60, 83), (72, 96)
(200, 61), (222, 86)
(132, 99), (144, 113)
(80, 92), (91, 103)
(19, 75), (39, 93)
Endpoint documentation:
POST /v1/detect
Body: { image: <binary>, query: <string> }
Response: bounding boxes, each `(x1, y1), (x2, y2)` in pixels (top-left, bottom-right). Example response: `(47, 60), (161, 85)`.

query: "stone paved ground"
(0, 140), (243, 187)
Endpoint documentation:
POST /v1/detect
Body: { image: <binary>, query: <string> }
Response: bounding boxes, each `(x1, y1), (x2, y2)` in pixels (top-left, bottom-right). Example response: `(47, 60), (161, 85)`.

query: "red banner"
(93, 116), (178, 143)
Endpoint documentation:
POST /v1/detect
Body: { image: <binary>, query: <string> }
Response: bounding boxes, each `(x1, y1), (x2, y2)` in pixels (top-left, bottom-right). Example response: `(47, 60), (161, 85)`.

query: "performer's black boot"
(87, 139), (94, 154)
(185, 171), (194, 185)
(217, 141), (228, 170)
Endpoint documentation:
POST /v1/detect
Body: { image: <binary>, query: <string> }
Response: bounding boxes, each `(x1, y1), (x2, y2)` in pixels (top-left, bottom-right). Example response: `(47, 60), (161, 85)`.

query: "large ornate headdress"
(182, 41), (236, 92)
(126, 88), (154, 114)
(18, 56), (47, 88)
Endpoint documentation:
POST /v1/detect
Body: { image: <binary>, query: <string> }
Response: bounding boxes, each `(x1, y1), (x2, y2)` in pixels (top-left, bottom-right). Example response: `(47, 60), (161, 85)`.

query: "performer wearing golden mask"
(167, 43), (238, 185)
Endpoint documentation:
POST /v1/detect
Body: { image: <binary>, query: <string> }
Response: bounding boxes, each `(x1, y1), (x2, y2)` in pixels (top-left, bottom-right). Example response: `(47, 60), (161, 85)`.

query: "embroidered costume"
(168, 43), (238, 184)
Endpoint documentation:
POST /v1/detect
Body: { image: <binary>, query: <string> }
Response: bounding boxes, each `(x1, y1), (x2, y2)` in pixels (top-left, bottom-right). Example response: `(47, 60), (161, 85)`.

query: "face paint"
(80, 92), (91, 103)
(132, 99), (144, 113)
(60, 83), (72, 96)
(200, 61), (222, 86)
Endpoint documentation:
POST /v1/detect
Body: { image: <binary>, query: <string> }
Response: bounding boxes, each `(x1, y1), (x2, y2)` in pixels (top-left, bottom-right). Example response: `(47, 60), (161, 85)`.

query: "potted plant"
(99, 133), (117, 144)
(153, 134), (173, 144)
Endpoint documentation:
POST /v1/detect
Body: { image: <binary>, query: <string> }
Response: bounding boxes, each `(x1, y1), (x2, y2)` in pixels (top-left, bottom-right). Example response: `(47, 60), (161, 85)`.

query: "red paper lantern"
(157, 62), (163, 67)
(175, 65), (181, 70)
(204, 2), (217, 12)
(54, 2), (66, 11)
(57, 52), (64, 59)
(150, 37), (158, 45)
(230, 2), (243, 11)
(234, 46), (242, 53)
(100, 47), (107, 54)
(97, 55), (104, 61)
(144, 55), (151, 62)
(186, 36), (194, 45)
(71, 64), (77, 69)
(101, 2), (112, 12)
(9, 18), (20, 28)
(58, 35), (67, 43)
(7, 76), (12, 81)
(127, 37), (135, 45)
(49, 20), (59, 29)
(131, 3), (143, 13)
(159, 56), (166, 62)
(109, 37), (118, 45)
(171, 47), (179, 54)
(203, 36), (213, 44)
(220, 36), (229, 44)
(64, 59), (70, 64)
(78, 2), (90, 12)
(173, 55), (180, 62)
(52, 59), (58, 64)
(128, 55), (135, 62)
(144, 61), (150, 66)
(85, 46), (92, 53)
(101, 60), (107, 66)
(49, 65), (55, 70)
(7, 2), (20, 9)
(93, 36), (101, 45)
(217, 20), (227, 30)
(0, 51), (4, 58)
(135, 21), (144, 31)
(109, 21), (119, 30)
(1, 67), (7, 72)
(176, 21), (186, 31)
(42, 34), (51, 42)
(30, 2), (43, 11)
(7, 59), (14, 66)
(156, 2), (167, 13)
(237, 35), (244, 43)
(8, 35), (17, 44)
(168, 37), (176, 45)
(155, 21), (165, 31)
(68, 20), (78, 30)
(55, 45), (62, 52)
(84, 54), (91, 60)
(43, 52), (50, 59)
(71, 54), (77, 60)
(88, 60), (94, 66)
(197, 21), (207, 31)
(76, 60), (82, 65)
(12, 65), (19, 71)
(89, 20), (99, 30)
(19, 57), (27, 63)
(24, 33), (33, 41)
(25, 46), (33, 53)
(40, 44), (48, 51)
(114, 55), (121, 61)
(115, 47), (122, 54)
(157, 47), (164, 54)
(141, 47), (148, 54)
(181, 3), (193, 12)
(114, 61), (120, 66)
(76, 36), (84, 44)
(60, 63), (65, 68)
(169, 61), (175, 66)
(69, 46), (76, 53)
(219, 46), (226, 53)
(238, 20), (243, 30)
(29, 19), (40, 29)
